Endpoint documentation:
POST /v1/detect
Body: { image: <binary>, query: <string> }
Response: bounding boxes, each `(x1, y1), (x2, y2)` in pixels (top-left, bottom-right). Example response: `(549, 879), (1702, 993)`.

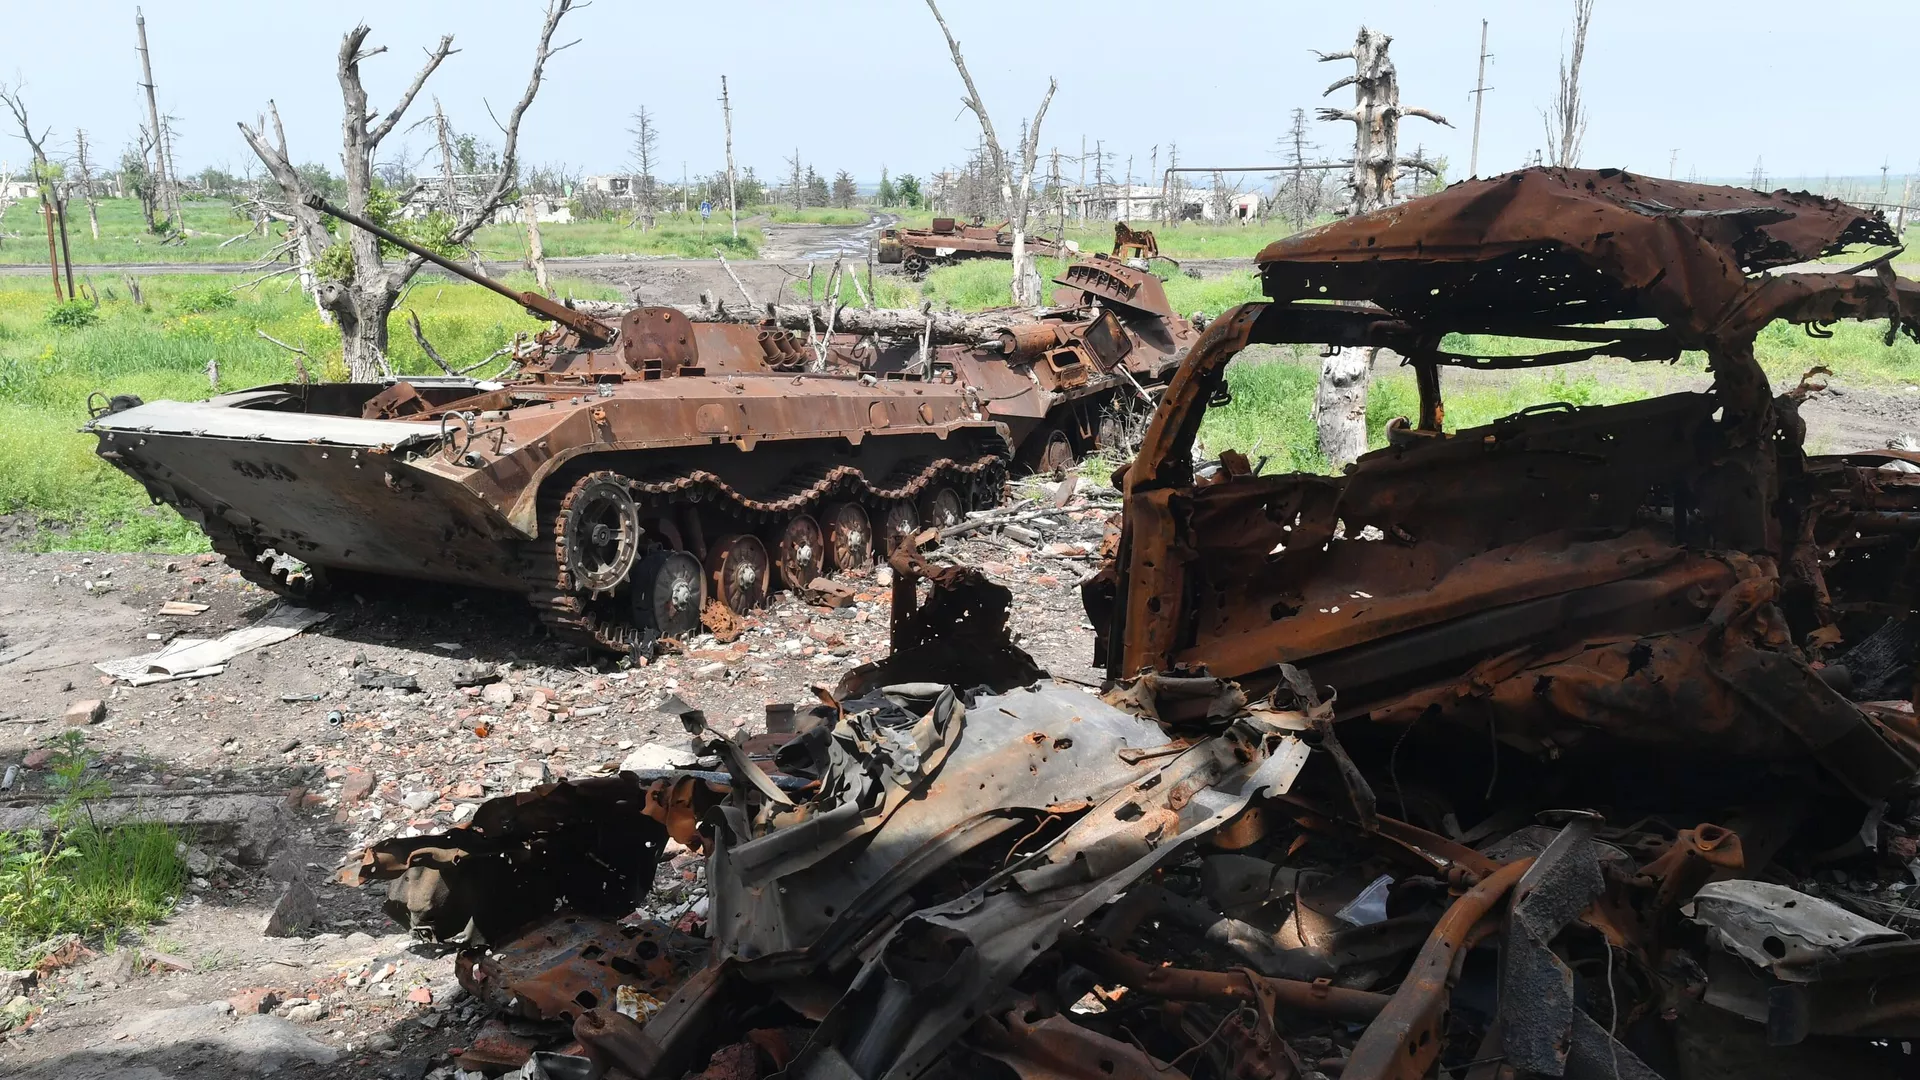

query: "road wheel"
(1023, 428), (1076, 476)
(903, 253), (930, 279)
(775, 514), (825, 590)
(631, 549), (705, 639)
(707, 534), (770, 614)
(919, 486), (965, 531)
(561, 474), (641, 596)
(880, 501), (920, 556)
(823, 502), (873, 571)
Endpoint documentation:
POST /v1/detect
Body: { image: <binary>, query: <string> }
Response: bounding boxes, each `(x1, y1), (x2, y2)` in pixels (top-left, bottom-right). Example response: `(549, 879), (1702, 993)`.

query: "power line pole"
(135, 6), (175, 230)
(1468, 19), (1491, 178)
(1669, 148), (1678, 178)
(719, 76), (738, 240)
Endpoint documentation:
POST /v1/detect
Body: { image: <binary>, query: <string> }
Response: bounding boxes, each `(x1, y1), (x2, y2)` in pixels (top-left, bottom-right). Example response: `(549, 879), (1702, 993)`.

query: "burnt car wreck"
(360, 169), (1920, 1080)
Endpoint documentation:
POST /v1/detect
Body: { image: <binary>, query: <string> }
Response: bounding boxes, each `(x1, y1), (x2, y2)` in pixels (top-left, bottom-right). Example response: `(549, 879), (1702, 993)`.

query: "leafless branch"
(440, 0), (579, 252)
(368, 35), (457, 146)
(407, 309), (455, 373)
(1399, 106), (1452, 127)
(255, 329), (313, 384)
(924, 0), (1006, 193)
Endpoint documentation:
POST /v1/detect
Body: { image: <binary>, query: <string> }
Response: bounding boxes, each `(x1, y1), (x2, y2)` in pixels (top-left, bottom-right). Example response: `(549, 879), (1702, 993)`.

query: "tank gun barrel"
(302, 194), (611, 346)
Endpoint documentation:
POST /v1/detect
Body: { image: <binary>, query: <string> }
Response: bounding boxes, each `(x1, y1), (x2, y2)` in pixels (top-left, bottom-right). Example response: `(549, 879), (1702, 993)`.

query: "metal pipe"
(301, 193), (611, 345)
(1059, 932), (1392, 1023)
(1342, 858), (1534, 1080)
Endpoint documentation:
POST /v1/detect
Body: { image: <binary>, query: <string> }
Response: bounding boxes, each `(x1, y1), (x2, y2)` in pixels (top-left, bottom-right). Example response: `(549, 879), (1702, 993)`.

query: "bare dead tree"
(431, 97), (458, 215)
(74, 129), (100, 240)
(237, 2), (581, 381)
(1544, 0), (1595, 168)
(924, 0), (1055, 306)
(785, 148), (805, 212)
(1317, 28), (1449, 216)
(0, 83), (65, 300)
(1314, 27), (1449, 469)
(628, 105), (659, 229)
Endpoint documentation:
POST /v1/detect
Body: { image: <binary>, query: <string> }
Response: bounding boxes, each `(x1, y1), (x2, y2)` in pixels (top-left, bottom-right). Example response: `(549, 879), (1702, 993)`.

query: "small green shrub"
(170, 285), (237, 315)
(44, 300), (99, 330)
(0, 732), (185, 972)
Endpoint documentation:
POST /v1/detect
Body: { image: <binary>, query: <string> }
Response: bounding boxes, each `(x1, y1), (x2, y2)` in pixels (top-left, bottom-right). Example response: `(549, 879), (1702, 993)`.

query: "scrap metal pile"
(357, 169), (1920, 1080)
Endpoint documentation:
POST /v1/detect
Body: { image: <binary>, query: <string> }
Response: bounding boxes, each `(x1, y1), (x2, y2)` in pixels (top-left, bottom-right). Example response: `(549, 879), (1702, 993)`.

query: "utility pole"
(75, 129), (100, 240)
(1098, 141), (1113, 220)
(1468, 18), (1490, 177)
(719, 76), (738, 240)
(135, 6), (174, 231)
(1669, 148), (1679, 178)
(1079, 134), (1086, 220)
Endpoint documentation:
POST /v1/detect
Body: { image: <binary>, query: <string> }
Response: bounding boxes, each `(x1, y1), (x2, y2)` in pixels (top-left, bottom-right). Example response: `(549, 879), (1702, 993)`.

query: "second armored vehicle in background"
(876, 217), (1073, 276)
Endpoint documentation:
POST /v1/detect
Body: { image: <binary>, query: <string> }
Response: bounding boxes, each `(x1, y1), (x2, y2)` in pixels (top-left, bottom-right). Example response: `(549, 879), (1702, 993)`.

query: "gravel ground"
(0, 486), (1113, 1079)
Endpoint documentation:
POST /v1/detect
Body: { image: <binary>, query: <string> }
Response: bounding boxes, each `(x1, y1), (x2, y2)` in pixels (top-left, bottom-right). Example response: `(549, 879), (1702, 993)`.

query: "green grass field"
(472, 207), (759, 261)
(0, 196), (280, 265)
(0, 270), (617, 551)
(789, 256), (1266, 318)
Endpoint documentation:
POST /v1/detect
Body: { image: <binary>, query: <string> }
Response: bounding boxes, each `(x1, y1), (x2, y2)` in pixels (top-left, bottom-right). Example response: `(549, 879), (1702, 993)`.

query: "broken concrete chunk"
(63, 698), (105, 726)
(340, 768), (375, 803)
(453, 663), (503, 688)
(479, 683), (516, 708)
(619, 742), (699, 773)
(263, 878), (319, 938)
(355, 668), (421, 692)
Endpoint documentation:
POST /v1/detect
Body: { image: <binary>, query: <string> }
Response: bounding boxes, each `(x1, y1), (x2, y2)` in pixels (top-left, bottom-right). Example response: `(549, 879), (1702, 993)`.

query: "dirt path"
(0, 495), (1107, 1078)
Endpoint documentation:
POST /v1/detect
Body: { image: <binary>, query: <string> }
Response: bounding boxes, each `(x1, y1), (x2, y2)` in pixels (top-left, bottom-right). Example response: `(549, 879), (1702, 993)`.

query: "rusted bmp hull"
(94, 400), (527, 590)
(93, 374), (999, 595)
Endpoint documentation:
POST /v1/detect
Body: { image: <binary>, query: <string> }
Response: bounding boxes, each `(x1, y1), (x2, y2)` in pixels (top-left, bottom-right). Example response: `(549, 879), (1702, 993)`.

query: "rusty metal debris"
(356, 168), (1920, 1079)
(876, 216), (1072, 277)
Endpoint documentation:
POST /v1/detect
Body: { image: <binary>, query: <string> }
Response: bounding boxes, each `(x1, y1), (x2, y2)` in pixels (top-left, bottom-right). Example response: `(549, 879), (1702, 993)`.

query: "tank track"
(522, 450), (1009, 654)
(175, 502), (329, 599)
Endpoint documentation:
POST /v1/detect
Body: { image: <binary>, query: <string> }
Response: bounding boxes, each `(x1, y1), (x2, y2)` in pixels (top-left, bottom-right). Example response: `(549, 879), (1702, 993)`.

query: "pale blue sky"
(3, 1), (1914, 190)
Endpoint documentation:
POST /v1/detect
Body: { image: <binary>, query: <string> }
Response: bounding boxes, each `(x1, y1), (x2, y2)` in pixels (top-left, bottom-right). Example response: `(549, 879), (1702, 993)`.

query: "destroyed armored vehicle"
(656, 252), (1201, 472)
(87, 197), (1009, 653)
(915, 254), (1201, 471)
(876, 216), (1071, 276)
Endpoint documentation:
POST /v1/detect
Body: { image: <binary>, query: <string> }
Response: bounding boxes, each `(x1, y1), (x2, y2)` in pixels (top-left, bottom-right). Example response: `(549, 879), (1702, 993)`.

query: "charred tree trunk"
(1312, 27), (1448, 468)
(318, 281), (397, 380)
